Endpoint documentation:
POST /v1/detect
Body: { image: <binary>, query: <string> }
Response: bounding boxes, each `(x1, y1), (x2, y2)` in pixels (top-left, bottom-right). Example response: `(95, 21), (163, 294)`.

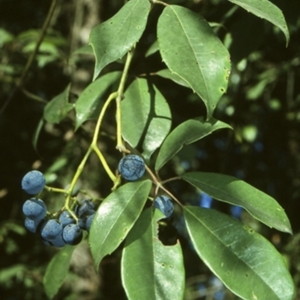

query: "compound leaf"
(89, 0), (150, 80)
(89, 180), (152, 271)
(75, 71), (121, 129)
(184, 207), (295, 300)
(122, 78), (172, 161)
(122, 208), (185, 300)
(44, 84), (73, 124)
(182, 172), (292, 233)
(155, 118), (231, 171)
(157, 5), (231, 118)
(43, 245), (75, 299)
(228, 0), (289, 46)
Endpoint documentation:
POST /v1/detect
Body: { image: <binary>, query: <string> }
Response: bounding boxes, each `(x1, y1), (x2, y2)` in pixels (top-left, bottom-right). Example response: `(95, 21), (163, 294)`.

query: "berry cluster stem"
(116, 45), (135, 152)
(144, 165), (182, 206)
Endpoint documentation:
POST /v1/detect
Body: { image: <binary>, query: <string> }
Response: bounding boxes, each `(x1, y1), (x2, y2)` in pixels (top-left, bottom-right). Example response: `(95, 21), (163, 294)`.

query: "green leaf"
(155, 118), (232, 171)
(89, 0), (150, 80)
(155, 69), (190, 88)
(182, 172), (292, 233)
(184, 207), (295, 300)
(44, 84), (73, 124)
(145, 40), (159, 57)
(43, 245), (75, 299)
(122, 78), (172, 161)
(122, 208), (185, 300)
(75, 71), (121, 129)
(89, 180), (152, 270)
(157, 5), (231, 118)
(228, 0), (290, 46)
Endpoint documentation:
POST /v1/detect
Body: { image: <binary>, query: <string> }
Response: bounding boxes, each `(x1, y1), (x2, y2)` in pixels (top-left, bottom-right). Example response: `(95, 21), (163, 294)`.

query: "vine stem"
(92, 92), (118, 145)
(116, 46), (136, 152)
(45, 186), (68, 194)
(64, 146), (93, 221)
(91, 91), (118, 182)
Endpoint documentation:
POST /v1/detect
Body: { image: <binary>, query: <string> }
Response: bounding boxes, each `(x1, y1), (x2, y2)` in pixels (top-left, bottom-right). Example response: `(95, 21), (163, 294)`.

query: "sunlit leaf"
(122, 78), (172, 161)
(89, 0), (150, 80)
(122, 208), (185, 300)
(89, 180), (152, 271)
(157, 5), (231, 118)
(182, 172), (292, 233)
(184, 206), (295, 300)
(155, 118), (231, 171)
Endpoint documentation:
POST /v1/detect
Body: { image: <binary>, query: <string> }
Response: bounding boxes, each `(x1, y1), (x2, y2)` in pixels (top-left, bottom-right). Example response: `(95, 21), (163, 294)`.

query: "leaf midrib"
(185, 207), (279, 300)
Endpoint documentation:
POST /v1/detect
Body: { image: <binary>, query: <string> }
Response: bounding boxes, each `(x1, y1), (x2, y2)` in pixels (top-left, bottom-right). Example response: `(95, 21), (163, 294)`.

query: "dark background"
(0, 0), (300, 299)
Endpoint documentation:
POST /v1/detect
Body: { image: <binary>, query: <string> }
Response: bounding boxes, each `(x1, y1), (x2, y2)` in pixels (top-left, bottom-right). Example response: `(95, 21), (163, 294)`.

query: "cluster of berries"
(21, 154), (175, 247)
(22, 198), (96, 247)
(21, 170), (96, 247)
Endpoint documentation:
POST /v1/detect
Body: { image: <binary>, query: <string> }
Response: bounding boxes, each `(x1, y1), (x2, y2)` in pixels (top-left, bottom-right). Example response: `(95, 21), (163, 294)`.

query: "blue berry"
(199, 193), (213, 208)
(62, 224), (82, 245)
(118, 155), (145, 181)
(76, 200), (95, 218)
(77, 217), (87, 230)
(154, 195), (174, 218)
(59, 211), (75, 226)
(85, 213), (95, 232)
(22, 198), (47, 220)
(40, 219), (63, 241)
(230, 205), (243, 219)
(24, 217), (42, 233)
(50, 235), (66, 248)
(21, 170), (46, 195)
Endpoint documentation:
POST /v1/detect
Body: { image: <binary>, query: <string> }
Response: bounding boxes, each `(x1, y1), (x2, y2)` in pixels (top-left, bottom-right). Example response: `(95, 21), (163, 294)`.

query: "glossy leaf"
(155, 118), (231, 171)
(43, 245), (75, 299)
(122, 78), (172, 160)
(157, 5), (231, 117)
(75, 71), (121, 129)
(184, 207), (295, 300)
(122, 208), (185, 300)
(89, 180), (152, 270)
(182, 172), (292, 233)
(44, 84), (73, 124)
(89, 0), (150, 80)
(228, 0), (289, 46)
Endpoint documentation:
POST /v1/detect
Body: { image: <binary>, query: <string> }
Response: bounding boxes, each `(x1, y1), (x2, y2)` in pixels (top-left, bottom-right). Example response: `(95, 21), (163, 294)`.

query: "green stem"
(64, 146), (93, 214)
(145, 165), (182, 206)
(91, 92), (118, 183)
(92, 92), (118, 144)
(45, 186), (68, 194)
(116, 46), (135, 152)
(92, 145), (116, 182)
